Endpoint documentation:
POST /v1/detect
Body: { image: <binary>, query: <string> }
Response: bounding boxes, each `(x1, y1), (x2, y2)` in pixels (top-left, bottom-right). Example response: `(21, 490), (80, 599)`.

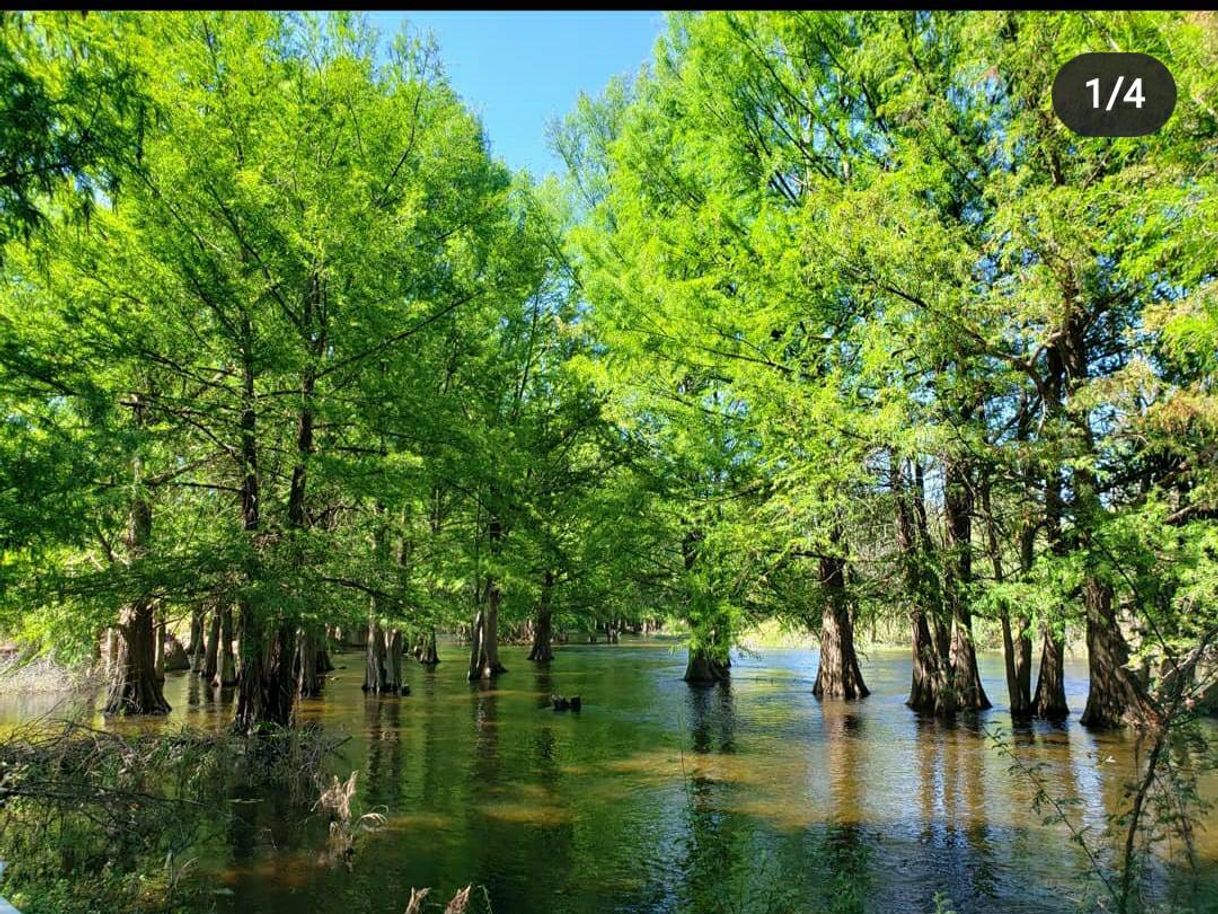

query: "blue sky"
(365, 12), (665, 178)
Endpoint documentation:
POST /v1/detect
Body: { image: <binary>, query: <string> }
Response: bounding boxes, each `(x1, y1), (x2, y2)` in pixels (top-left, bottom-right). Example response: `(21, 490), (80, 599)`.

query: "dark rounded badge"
(1052, 52), (1176, 136)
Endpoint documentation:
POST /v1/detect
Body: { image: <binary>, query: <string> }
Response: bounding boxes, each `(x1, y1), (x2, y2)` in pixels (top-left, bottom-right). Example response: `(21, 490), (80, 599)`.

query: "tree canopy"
(0, 10), (1215, 735)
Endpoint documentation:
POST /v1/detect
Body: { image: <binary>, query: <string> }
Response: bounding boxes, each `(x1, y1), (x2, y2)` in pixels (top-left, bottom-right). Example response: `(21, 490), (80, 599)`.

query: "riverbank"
(0, 652), (103, 695)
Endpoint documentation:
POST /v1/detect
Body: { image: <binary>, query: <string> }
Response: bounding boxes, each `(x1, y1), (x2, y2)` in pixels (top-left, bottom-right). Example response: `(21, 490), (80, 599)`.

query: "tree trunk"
(1079, 578), (1155, 728)
(317, 644), (334, 673)
(949, 613), (991, 711)
(364, 619), (388, 692)
(386, 629), (405, 694)
(896, 458), (953, 715)
(908, 608), (954, 716)
(999, 611), (1033, 718)
(154, 616), (166, 682)
(418, 627), (440, 666)
(105, 627), (120, 676)
(468, 610), (482, 678)
(104, 600), (171, 715)
(680, 525), (728, 684)
(203, 606), (220, 680)
(234, 615), (296, 734)
(285, 277), (322, 707)
(944, 456), (990, 711)
(469, 516), (508, 681)
(188, 606), (205, 674)
(295, 628), (322, 698)
(528, 571), (555, 662)
(1033, 625), (1070, 720)
(984, 480), (1033, 718)
(103, 486), (170, 716)
(1033, 332), (1077, 723)
(813, 553), (869, 700)
(1014, 616), (1033, 713)
(1003, 525), (1036, 719)
(229, 312), (293, 733)
(214, 604), (237, 688)
(468, 583), (508, 681)
(200, 609), (220, 682)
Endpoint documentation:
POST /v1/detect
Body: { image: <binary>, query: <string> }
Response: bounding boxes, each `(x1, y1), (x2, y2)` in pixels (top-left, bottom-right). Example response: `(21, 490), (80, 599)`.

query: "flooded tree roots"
(812, 554), (869, 701)
(683, 646), (730, 684)
(363, 622), (410, 695)
(468, 600), (507, 682)
(104, 600), (171, 716)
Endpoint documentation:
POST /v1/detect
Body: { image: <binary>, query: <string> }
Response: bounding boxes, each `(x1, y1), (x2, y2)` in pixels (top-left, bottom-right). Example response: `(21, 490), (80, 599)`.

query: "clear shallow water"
(6, 639), (1218, 914)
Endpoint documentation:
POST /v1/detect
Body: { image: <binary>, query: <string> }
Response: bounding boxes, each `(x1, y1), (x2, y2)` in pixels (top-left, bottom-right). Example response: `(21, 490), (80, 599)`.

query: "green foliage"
(0, 12), (616, 662)
(563, 9), (1218, 667)
(0, 8), (1216, 913)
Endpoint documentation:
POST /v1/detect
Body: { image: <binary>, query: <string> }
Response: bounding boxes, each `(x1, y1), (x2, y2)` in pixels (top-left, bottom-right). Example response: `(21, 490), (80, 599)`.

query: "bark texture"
(1033, 625), (1070, 720)
(468, 602), (507, 681)
(234, 616), (296, 733)
(295, 628), (322, 698)
(812, 553), (869, 700)
(103, 487), (170, 716)
(1079, 578), (1155, 728)
(364, 619), (389, 692)
(944, 457), (990, 712)
(895, 459), (952, 715)
(908, 608), (954, 716)
(104, 600), (171, 715)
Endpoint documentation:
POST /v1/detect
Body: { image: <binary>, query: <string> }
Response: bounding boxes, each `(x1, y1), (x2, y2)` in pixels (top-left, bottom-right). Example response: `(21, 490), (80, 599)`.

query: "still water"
(24, 640), (1218, 913)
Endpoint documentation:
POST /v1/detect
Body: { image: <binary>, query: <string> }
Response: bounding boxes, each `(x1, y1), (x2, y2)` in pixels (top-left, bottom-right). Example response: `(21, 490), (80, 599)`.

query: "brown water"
(8, 640), (1218, 914)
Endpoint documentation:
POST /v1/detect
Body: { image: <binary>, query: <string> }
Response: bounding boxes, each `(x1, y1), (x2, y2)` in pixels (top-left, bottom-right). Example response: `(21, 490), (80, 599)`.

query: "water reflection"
(686, 680), (736, 755)
(822, 704), (871, 914)
(678, 680), (757, 914)
(364, 696), (403, 804)
(2, 642), (1214, 914)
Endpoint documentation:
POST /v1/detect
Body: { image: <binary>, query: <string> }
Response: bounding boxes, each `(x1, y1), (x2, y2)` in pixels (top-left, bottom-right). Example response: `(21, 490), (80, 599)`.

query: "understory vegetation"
(0, 719), (342, 913)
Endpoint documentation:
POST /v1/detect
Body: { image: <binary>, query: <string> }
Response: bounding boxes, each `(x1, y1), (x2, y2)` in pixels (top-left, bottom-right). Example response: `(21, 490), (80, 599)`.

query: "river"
(7, 639), (1218, 914)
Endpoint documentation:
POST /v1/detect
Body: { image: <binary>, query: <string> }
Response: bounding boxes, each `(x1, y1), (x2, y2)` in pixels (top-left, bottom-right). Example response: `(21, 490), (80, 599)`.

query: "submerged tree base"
(1033, 627), (1070, 721)
(813, 561), (869, 701)
(104, 674), (171, 717)
(104, 605), (171, 716)
(683, 648), (729, 684)
(468, 606), (507, 681)
(415, 629), (441, 666)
